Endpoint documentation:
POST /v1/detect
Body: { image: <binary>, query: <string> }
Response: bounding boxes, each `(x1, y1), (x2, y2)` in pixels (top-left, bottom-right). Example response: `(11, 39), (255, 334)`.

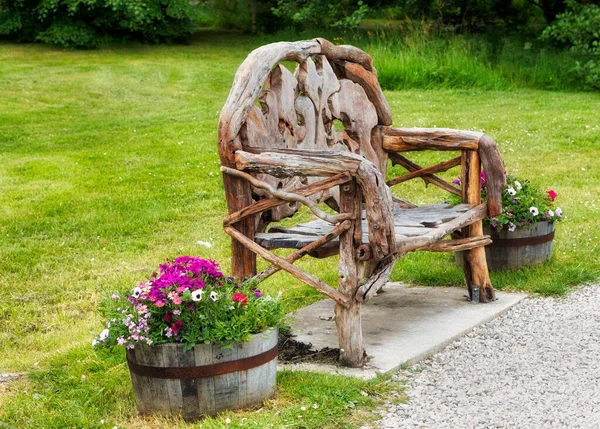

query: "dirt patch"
(278, 329), (340, 364)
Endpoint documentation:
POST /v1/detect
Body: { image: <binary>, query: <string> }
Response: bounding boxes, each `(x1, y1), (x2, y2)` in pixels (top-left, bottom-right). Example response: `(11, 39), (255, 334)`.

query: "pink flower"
(547, 190), (557, 202)
(172, 320), (183, 335)
(155, 300), (166, 307)
(480, 171), (486, 186)
(172, 295), (183, 305)
(232, 293), (248, 306)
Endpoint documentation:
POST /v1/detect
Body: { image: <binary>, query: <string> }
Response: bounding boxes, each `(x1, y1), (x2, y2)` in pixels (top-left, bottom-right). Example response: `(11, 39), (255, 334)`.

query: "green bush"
(0, 0), (197, 49)
(542, 0), (600, 89)
(272, 0), (368, 30)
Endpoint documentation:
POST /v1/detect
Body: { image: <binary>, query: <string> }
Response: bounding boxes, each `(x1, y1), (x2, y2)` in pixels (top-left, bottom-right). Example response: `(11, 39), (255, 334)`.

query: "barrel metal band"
(127, 345), (278, 379)
(491, 231), (554, 248)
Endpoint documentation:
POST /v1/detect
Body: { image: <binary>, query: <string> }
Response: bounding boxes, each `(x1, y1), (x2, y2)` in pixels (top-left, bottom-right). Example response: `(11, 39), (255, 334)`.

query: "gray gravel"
(378, 284), (600, 429)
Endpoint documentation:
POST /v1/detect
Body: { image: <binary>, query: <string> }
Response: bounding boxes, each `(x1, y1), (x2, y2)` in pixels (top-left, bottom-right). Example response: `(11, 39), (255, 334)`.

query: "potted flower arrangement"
(93, 256), (284, 420)
(453, 173), (563, 270)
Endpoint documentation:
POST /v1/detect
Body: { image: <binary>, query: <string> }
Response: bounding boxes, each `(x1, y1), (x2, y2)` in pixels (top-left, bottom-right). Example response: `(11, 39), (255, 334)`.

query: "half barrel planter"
(455, 221), (555, 270)
(125, 328), (278, 421)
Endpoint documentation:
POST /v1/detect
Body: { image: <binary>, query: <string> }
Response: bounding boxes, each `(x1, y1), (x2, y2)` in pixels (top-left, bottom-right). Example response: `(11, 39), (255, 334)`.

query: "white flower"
(300, 406), (306, 411)
(191, 289), (204, 302)
(529, 206), (539, 216)
(514, 181), (522, 190)
(507, 186), (516, 196)
(312, 403), (319, 409)
(99, 329), (110, 341)
(225, 418), (231, 424)
(556, 207), (563, 217)
(132, 287), (142, 299)
(508, 222), (516, 232)
(210, 291), (218, 302)
(92, 339), (99, 347)
(547, 210), (554, 217)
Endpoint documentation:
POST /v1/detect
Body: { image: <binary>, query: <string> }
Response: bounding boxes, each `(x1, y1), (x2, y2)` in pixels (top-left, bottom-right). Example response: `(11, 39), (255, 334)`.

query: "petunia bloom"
(514, 181), (522, 190)
(547, 210), (554, 217)
(132, 287), (142, 299)
(254, 289), (263, 299)
(508, 222), (516, 232)
(210, 291), (218, 302)
(547, 190), (557, 201)
(507, 186), (516, 196)
(191, 289), (203, 302)
(529, 206), (539, 216)
(172, 320), (183, 335)
(556, 207), (562, 217)
(232, 293), (248, 306)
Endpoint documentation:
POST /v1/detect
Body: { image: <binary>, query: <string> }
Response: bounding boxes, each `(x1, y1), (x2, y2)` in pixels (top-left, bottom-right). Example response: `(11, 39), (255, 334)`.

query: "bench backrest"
(218, 39), (392, 222)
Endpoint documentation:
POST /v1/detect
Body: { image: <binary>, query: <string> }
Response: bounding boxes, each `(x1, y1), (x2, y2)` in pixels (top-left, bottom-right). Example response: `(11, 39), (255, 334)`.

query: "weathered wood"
(329, 79), (379, 164)
(383, 131), (480, 152)
(461, 150), (495, 303)
(224, 225), (350, 307)
(392, 195), (418, 208)
(223, 173), (352, 226)
(355, 159), (395, 261)
(335, 180), (365, 367)
(254, 220), (351, 282)
(388, 152), (462, 196)
(394, 203), (488, 254)
(219, 40), (321, 144)
(478, 134), (506, 217)
(355, 254), (403, 302)
(316, 37), (374, 71)
(218, 137), (256, 281)
(337, 61), (393, 126)
(235, 149), (362, 178)
(221, 166), (352, 224)
(126, 330), (277, 420)
(387, 156), (461, 187)
(421, 236), (492, 252)
(254, 204), (477, 250)
(383, 127), (483, 151)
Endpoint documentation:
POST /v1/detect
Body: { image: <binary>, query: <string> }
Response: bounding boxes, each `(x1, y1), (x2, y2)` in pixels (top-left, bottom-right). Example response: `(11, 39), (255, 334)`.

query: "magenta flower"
(254, 289), (263, 299)
(547, 190), (557, 202)
(480, 170), (486, 186)
(452, 179), (461, 185)
(172, 320), (183, 335)
(164, 312), (173, 323)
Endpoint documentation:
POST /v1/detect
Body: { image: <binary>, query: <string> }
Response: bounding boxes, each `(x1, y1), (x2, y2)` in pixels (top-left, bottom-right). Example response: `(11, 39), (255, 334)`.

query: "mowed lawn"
(1, 32), (599, 427)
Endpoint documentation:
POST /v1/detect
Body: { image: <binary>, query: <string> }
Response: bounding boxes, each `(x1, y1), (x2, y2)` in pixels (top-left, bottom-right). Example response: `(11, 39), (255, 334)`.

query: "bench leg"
(336, 180), (365, 367)
(463, 221), (496, 303)
(461, 150), (495, 302)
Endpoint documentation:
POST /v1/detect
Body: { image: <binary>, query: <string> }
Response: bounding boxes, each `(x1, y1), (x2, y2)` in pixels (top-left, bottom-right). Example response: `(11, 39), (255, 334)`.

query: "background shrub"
(0, 0), (197, 49)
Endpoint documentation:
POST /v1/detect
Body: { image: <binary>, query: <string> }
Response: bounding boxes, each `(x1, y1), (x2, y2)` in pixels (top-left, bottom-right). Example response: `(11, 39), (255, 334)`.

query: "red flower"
(172, 320), (183, 334)
(232, 293), (248, 306)
(164, 312), (173, 323)
(547, 190), (557, 202)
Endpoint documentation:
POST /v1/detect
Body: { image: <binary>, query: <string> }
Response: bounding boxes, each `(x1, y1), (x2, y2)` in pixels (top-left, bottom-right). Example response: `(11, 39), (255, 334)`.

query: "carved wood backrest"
(218, 39), (392, 224)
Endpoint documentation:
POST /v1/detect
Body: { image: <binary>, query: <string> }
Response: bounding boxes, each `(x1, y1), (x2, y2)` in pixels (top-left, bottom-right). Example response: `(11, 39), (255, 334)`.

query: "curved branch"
(221, 167), (353, 224)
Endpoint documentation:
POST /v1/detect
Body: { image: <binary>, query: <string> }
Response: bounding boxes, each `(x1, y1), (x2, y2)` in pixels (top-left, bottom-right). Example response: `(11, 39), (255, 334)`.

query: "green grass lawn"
(1, 31), (599, 427)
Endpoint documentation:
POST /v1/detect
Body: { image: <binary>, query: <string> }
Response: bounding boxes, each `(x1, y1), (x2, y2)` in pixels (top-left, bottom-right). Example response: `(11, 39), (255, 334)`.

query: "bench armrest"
(233, 148), (396, 260)
(383, 127), (506, 216)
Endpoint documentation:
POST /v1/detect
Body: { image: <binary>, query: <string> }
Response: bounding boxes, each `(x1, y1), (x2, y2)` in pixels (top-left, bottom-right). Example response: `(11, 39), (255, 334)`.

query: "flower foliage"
(449, 173), (564, 232)
(93, 257), (284, 351)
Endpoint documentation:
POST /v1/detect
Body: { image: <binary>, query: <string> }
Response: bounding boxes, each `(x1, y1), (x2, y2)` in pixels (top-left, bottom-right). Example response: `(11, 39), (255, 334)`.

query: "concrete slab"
(284, 283), (526, 378)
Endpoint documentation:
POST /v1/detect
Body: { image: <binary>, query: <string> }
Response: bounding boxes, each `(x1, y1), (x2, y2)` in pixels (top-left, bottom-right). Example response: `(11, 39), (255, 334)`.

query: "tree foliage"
(542, 0), (600, 88)
(0, 0), (196, 49)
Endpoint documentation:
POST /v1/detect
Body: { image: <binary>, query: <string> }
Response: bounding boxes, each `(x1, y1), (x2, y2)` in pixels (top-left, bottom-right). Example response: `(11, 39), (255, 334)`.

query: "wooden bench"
(218, 39), (506, 367)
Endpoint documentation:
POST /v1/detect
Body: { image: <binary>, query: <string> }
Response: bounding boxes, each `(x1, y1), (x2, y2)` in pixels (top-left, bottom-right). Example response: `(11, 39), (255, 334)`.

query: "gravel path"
(377, 284), (600, 429)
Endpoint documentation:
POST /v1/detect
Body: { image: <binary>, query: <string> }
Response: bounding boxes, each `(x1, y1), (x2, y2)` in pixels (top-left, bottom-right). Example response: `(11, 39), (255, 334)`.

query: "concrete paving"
(284, 283), (527, 378)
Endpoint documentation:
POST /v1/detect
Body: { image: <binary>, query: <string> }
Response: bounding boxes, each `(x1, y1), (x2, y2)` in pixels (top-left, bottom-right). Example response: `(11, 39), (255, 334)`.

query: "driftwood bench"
(218, 39), (506, 367)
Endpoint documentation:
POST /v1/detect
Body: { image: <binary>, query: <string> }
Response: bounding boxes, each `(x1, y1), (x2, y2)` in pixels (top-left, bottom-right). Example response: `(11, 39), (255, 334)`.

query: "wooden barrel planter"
(125, 328), (278, 421)
(455, 221), (555, 270)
